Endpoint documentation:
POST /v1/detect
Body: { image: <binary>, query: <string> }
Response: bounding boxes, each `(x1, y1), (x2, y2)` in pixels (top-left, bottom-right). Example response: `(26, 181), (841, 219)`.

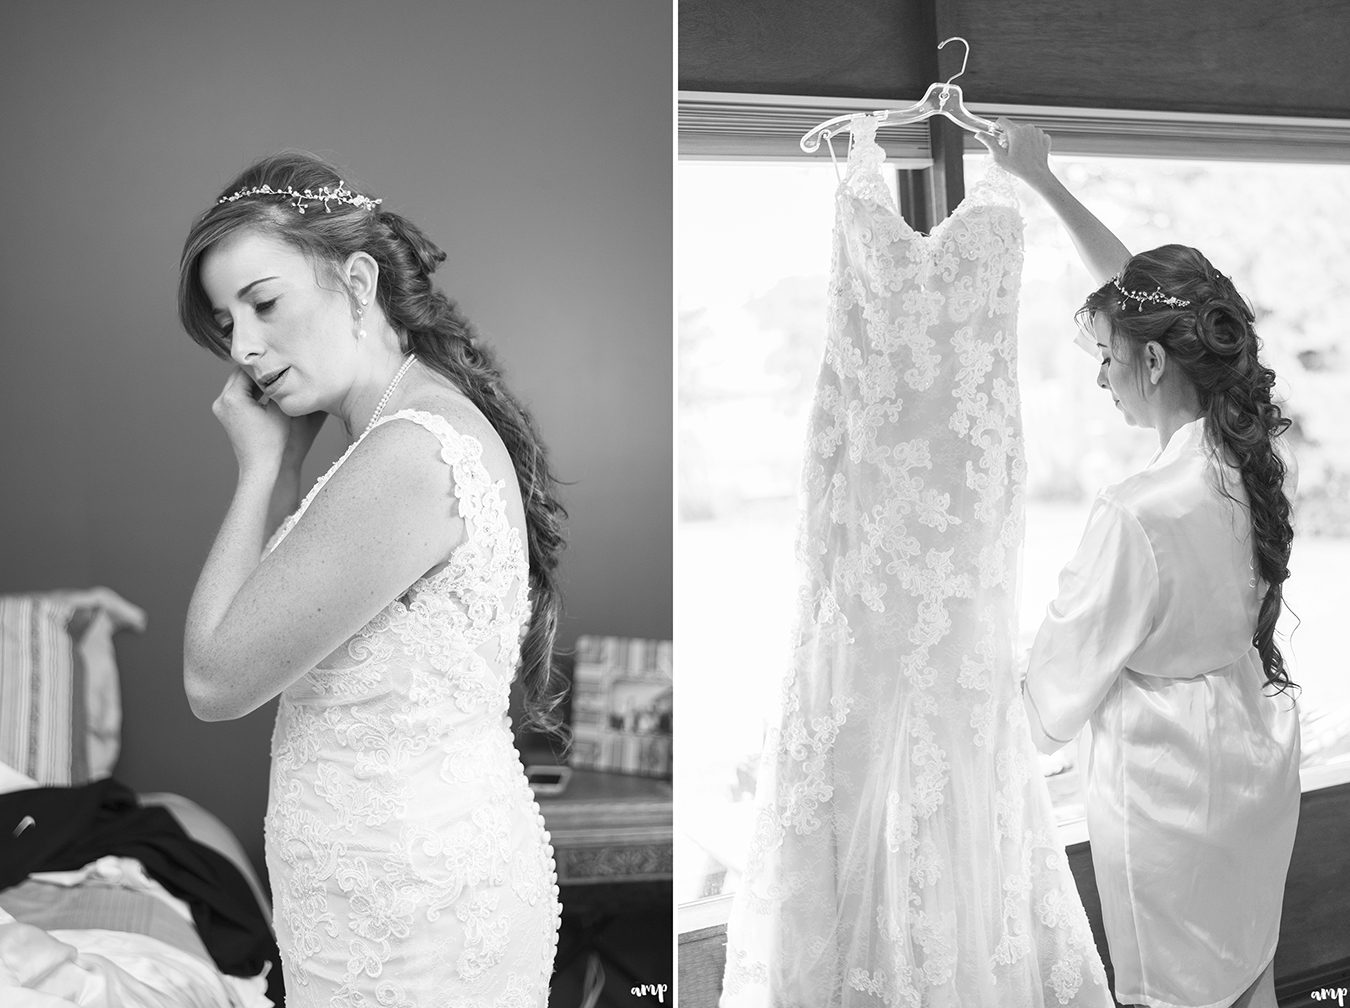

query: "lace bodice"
(263, 408), (530, 691)
(719, 117), (1112, 1007)
(261, 408), (559, 1008)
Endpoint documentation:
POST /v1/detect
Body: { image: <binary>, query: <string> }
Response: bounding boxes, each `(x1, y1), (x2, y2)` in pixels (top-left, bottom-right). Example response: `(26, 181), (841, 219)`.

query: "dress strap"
(846, 115), (885, 170)
(370, 407), (479, 460)
(847, 113), (880, 148)
(369, 408), (497, 547)
(840, 115), (890, 204)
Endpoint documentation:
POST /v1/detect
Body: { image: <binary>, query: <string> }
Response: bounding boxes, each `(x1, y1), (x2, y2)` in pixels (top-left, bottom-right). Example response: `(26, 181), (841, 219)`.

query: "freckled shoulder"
(386, 391), (520, 495)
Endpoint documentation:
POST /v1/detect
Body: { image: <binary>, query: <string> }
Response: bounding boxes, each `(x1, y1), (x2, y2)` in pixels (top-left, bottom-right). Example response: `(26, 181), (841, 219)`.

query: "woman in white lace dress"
(178, 152), (567, 1007)
(981, 121), (1299, 1008)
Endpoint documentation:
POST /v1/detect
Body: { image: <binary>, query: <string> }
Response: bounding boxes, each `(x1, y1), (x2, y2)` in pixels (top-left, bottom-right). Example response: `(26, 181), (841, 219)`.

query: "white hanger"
(800, 37), (1006, 154)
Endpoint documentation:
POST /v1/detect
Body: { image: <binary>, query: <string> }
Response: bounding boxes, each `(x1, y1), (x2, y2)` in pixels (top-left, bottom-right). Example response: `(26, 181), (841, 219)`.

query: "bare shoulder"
(401, 387), (496, 443)
(374, 385), (520, 494)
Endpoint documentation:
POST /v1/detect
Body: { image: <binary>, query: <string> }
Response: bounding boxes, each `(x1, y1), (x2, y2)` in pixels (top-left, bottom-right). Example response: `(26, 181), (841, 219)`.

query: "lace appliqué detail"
(262, 409), (558, 1007)
(721, 116), (1111, 1006)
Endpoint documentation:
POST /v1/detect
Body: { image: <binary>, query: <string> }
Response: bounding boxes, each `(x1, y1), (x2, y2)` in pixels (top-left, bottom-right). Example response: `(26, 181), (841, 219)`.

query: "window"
(676, 151), (1350, 920)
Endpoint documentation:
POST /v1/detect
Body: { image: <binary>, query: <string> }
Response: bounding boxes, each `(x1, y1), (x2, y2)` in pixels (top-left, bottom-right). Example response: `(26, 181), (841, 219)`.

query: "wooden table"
(538, 767), (672, 885)
(538, 767), (672, 1005)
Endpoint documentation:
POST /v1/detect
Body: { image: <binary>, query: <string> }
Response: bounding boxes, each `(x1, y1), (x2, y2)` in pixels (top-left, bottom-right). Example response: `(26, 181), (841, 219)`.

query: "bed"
(0, 588), (279, 1007)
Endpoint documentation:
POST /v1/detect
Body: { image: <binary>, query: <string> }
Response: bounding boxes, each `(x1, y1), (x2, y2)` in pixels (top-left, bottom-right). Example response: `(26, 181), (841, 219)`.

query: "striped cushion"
(0, 595), (113, 785)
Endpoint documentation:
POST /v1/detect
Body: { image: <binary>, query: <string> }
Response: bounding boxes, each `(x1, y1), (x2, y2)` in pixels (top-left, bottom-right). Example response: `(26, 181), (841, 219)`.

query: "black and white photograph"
(6, 1), (1350, 1006)
(1, 2), (671, 1005)
(677, 3), (1349, 1007)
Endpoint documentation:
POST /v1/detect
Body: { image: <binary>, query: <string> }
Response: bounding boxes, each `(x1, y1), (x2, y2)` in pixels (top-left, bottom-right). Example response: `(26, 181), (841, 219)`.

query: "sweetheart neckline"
(837, 165), (1017, 243)
(837, 122), (1017, 241)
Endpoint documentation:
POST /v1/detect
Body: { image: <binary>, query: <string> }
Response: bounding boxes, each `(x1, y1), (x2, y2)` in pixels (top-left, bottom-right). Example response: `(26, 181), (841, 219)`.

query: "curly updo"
(1078, 244), (1295, 693)
(177, 150), (569, 733)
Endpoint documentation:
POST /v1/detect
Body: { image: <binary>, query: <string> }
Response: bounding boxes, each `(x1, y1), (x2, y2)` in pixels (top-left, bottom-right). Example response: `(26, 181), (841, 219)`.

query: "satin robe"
(1022, 417), (1300, 1008)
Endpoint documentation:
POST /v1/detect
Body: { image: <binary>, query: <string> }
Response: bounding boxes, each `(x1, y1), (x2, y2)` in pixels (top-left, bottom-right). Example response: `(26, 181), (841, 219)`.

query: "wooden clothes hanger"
(799, 37), (1007, 156)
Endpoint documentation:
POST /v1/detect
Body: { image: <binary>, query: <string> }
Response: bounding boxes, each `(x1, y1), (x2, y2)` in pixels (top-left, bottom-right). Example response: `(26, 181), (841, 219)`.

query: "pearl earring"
(356, 304), (366, 340)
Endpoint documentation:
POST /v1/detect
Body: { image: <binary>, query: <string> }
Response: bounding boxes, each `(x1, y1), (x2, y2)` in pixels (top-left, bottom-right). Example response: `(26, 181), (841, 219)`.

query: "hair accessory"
(217, 180), (382, 215)
(1111, 274), (1192, 312)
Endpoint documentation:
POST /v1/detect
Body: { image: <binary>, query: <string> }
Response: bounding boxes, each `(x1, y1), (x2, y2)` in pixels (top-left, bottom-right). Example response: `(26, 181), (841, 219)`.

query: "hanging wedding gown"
(720, 118), (1113, 1007)
(261, 408), (560, 1008)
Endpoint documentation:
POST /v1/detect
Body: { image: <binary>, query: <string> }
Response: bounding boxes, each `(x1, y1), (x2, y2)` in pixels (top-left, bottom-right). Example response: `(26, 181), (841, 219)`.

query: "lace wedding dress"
(262, 408), (560, 1008)
(720, 119), (1113, 1007)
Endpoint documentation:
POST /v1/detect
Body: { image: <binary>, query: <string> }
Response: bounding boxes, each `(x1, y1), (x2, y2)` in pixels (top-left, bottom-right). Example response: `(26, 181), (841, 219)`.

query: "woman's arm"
(184, 418), (463, 721)
(185, 464), (278, 717)
(977, 119), (1133, 286)
(1022, 495), (1159, 753)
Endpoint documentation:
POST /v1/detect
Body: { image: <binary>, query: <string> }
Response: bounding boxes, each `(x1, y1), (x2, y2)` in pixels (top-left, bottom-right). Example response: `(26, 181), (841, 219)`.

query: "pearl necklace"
(360, 354), (416, 439)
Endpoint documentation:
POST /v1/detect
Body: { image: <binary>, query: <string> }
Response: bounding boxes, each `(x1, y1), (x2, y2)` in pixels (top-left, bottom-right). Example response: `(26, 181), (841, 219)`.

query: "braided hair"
(177, 151), (570, 733)
(1078, 244), (1295, 693)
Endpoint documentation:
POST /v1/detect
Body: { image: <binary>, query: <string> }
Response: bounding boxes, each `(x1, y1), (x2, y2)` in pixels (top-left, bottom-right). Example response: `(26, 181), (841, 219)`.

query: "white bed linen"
(0, 907), (270, 1008)
(0, 766), (272, 1007)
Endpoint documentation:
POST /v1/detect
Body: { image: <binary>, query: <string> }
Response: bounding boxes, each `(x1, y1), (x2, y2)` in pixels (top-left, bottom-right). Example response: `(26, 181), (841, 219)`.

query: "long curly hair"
(177, 150), (570, 734)
(1077, 244), (1295, 693)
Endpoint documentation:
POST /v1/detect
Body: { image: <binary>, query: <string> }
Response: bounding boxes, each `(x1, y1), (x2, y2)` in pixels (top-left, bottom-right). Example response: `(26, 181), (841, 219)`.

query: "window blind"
(680, 91), (1350, 165)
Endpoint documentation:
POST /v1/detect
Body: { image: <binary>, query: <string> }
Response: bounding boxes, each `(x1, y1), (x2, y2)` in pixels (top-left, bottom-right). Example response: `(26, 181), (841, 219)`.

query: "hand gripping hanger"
(799, 37), (1006, 162)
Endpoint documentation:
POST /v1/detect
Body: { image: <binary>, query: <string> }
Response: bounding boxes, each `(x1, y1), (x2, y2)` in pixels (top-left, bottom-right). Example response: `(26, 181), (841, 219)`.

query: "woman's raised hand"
(213, 368), (294, 473)
(977, 118), (1055, 188)
(213, 369), (329, 474)
(979, 117), (1131, 283)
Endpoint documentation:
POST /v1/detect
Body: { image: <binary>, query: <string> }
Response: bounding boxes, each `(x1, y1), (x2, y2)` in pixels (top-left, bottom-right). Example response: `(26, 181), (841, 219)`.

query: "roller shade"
(680, 0), (1350, 163)
(680, 0), (1350, 118)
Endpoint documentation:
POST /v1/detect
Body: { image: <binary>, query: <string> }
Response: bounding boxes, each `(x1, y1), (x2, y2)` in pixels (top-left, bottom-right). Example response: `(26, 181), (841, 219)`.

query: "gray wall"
(0, 0), (672, 877)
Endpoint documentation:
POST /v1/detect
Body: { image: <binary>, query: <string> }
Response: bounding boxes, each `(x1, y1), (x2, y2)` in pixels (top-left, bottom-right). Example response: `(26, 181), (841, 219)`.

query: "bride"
(984, 120), (1300, 1008)
(178, 151), (568, 1006)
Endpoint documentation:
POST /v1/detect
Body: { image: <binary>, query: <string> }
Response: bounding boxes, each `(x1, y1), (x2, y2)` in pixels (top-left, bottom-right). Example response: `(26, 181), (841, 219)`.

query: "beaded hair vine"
(1111, 274), (1192, 311)
(216, 180), (382, 215)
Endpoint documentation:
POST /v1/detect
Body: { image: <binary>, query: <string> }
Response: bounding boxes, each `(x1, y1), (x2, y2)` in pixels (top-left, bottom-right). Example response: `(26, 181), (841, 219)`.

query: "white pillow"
(78, 606), (123, 781)
(0, 589), (143, 786)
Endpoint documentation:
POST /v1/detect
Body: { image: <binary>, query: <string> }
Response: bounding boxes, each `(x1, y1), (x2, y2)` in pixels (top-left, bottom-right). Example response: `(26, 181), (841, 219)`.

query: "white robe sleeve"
(1022, 494), (1159, 754)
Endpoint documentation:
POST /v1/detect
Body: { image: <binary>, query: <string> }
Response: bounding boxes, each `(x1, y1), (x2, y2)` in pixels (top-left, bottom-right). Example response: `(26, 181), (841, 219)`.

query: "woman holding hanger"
(977, 120), (1299, 1008)
(178, 150), (567, 1005)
